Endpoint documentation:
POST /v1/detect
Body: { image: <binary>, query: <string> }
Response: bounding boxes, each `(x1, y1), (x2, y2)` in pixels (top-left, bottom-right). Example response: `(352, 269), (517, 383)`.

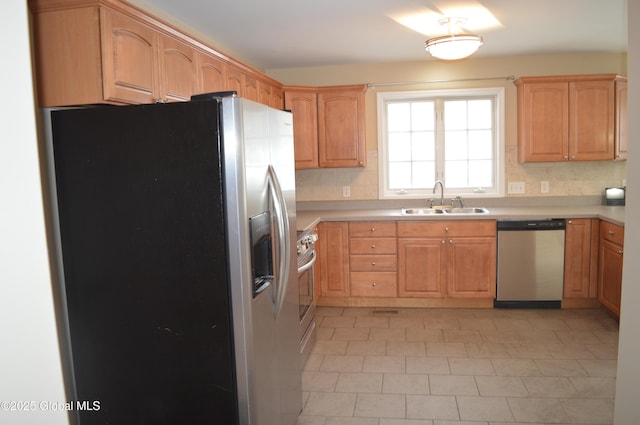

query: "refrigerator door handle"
(267, 164), (291, 317)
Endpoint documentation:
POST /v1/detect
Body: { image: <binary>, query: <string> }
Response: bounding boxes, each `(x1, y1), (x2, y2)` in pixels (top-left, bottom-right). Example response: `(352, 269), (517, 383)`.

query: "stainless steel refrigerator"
(49, 94), (301, 425)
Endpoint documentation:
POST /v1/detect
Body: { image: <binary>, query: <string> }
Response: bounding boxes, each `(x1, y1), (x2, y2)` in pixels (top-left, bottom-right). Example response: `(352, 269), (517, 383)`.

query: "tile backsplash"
(295, 147), (627, 202)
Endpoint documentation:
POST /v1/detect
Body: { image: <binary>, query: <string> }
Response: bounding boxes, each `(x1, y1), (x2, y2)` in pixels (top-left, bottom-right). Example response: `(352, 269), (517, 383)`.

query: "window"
(377, 88), (504, 199)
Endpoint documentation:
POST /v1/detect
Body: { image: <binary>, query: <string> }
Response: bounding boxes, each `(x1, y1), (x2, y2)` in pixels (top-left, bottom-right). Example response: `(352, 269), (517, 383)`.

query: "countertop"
(296, 204), (626, 232)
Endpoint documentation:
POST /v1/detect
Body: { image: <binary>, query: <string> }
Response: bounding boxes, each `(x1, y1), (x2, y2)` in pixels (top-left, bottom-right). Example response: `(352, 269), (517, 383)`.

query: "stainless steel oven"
(297, 228), (318, 366)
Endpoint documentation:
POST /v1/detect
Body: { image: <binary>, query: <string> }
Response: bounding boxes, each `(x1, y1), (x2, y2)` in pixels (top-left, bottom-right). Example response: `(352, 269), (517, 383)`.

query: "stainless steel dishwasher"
(495, 219), (566, 308)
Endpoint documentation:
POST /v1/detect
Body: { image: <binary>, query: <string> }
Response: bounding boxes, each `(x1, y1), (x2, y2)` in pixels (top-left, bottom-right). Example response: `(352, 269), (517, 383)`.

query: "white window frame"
(377, 87), (505, 199)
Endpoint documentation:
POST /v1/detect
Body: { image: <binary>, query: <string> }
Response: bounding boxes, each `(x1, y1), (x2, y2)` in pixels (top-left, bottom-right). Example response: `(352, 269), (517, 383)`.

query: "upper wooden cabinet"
(284, 88), (319, 169)
(285, 85), (367, 169)
(29, 0), (283, 107)
(515, 74), (627, 163)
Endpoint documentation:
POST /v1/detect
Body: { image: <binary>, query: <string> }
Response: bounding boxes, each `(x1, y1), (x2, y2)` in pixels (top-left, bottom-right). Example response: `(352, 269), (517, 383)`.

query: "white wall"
(0, 2), (68, 424)
(614, 0), (640, 422)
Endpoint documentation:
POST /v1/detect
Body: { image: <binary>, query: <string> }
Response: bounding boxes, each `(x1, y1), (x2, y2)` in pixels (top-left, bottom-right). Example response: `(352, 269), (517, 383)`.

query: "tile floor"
(297, 306), (618, 425)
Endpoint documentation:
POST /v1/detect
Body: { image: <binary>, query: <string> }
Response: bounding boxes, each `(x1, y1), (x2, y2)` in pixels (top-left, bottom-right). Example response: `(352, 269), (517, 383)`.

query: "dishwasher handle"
(497, 219), (566, 231)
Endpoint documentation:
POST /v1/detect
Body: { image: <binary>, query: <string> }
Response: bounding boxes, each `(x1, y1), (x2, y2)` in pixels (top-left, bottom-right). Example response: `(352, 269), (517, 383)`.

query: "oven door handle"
(297, 250), (317, 274)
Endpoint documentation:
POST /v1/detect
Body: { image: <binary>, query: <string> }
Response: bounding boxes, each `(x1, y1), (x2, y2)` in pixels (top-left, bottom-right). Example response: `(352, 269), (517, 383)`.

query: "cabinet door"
(195, 51), (226, 95)
(598, 238), (623, 318)
(284, 90), (319, 169)
(257, 81), (272, 106)
(243, 73), (259, 102)
(570, 80), (615, 160)
(318, 87), (366, 168)
(158, 35), (196, 102)
(615, 80), (628, 160)
(398, 238), (446, 298)
(226, 65), (244, 96)
(563, 219), (598, 298)
(446, 237), (496, 298)
(518, 82), (569, 162)
(318, 222), (350, 297)
(270, 86), (284, 110)
(101, 8), (159, 104)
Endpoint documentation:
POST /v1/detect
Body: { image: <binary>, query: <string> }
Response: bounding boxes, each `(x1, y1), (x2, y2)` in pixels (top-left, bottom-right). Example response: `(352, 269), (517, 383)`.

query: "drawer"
(350, 238), (397, 254)
(601, 221), (624, 246)
(350, 272), (397, 297)
(398, 220), (496, 237)
(350, 222), (397, 238)
(350, 254), (397, 272)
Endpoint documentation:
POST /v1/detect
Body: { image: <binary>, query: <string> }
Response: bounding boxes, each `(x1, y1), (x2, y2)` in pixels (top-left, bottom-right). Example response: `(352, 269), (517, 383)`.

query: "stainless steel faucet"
(432, 180), (444, 206)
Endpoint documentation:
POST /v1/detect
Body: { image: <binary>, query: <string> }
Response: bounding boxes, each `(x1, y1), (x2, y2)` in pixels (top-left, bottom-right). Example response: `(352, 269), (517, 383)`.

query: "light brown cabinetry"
(397, 221), (496, 299)
(195, 51), (226, 94)
(317, 222), (350, 297)
(349, 222), (397, 297)
(515, 74), (626, 163)
(598, 221), (624, 318)
(563, 219), (599, 301)
(285, 85), (367, 169)
(29, 0), (284, 108)
(615, 80), (628, 159)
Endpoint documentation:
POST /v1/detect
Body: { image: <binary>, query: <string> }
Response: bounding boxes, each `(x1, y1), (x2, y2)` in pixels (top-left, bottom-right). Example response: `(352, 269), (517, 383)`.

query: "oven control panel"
(296, 230), (318, 257)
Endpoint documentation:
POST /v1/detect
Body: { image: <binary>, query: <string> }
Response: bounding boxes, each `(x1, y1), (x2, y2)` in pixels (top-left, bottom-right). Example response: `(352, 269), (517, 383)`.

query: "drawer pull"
(371, 282), (377, 287)
(619, 250), (624, 255)
(371, 262), (376, 266)
(371, 244), (376, 249)
(449, 239), (453, 244)
(444, 227), (449, 232)
(370, 227), (376, 232)
(441, 240), (445, 244)
(608, 230), (615, 236)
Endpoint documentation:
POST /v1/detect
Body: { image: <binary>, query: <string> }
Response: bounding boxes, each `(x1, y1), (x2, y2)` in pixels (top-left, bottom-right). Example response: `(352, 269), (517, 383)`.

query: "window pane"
(412, 161), (435, 189)
(411, 102), (435, 131)
(469, 160), (493, 187)
(388, 132), (411, 161)
(388, 103), (410, 131)
(412, 131), (435, 161)
(389, 162), (411, 189)
(468, 99), (492, 129)
(444, 101), (467, 130)
(468, 130), (493, 159)
(445, 160), (468, 188)
(444, 130), (468, 160)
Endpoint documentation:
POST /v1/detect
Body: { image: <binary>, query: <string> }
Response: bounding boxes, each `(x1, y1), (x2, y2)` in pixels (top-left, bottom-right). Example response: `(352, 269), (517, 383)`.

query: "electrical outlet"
(342, 186), (351, 198)
(541, 181), (550, 193)
(507, 182), (525, 194)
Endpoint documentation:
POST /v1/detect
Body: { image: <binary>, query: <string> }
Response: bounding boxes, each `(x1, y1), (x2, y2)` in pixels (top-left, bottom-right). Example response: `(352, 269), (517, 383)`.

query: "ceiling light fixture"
(425, 17), (483, 60)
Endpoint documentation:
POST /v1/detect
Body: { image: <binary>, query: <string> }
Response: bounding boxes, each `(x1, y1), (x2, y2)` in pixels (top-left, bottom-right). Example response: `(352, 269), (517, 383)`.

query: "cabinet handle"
(568, 220), (573, 224)
(371, 244), (376, 249)
(571, 155), (576, 159)
(608, 230), (615, 236)
(371, 282), (377, 287)
(449, 240), (453, 244)
(619, 250), (624, 255)
(564, 155), (569, 159)
(441, 240), (445, 244)
(371, 262), (376, 266)
(444, 227), (449, 232)
(370, 227), (375, 232)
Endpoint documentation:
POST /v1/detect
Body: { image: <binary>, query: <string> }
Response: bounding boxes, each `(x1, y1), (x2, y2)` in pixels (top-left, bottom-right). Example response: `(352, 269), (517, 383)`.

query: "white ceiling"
(132, 0), (627, 70)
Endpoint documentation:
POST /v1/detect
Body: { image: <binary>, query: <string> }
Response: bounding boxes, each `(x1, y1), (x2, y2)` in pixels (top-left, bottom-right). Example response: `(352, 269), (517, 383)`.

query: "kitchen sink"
(447, 207), (490, 214)
(401, 207), (490, 215)
(401, 208), (446, 215)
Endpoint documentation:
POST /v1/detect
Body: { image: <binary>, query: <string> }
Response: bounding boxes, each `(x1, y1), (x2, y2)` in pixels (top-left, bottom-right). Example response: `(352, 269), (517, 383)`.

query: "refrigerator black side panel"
(51, 101), (238, 425)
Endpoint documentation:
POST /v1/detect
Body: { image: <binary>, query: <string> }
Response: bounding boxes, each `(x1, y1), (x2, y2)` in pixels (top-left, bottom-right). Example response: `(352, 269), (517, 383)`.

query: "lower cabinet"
(349, 222), (398, 297)
(563, 219), (599, 300)
(317, 222), (350, 297)
(397, 221), (496, 299)
(598, 221), (624, 318)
